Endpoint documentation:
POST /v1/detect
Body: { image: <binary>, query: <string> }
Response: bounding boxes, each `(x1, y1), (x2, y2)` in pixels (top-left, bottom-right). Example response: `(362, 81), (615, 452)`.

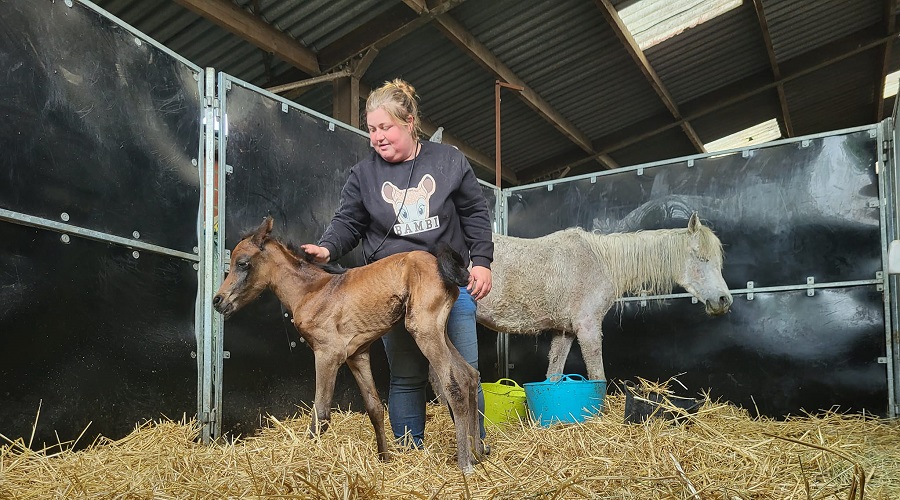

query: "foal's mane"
(571, 224), (722, 297)
(239, 228), (347, 275)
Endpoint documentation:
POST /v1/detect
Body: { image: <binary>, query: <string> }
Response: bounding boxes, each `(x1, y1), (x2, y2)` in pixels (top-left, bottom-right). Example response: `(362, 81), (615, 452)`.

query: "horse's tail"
(434, 242), (470, 288)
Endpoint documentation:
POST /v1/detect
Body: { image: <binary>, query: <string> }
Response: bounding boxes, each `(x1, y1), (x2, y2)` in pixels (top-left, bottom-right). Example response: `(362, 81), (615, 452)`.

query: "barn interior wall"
(0, 0), (204, 447)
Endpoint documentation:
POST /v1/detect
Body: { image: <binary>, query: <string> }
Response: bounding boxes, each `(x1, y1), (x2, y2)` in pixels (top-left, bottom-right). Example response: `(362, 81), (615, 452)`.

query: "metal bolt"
(191, 158), (198, 166)
(133, 231), (140, 239)
(64, 0), (73, 6)
(134, 38), (142, 46)
(132, 251), (140, 259)
(60, 234), (70, 244)
(193, 246), (200, 254)
(193, 263), (199, 270)
(290, 341), (297, 348)
(190, 351), (197, 359)
(60, 212), (69, 222)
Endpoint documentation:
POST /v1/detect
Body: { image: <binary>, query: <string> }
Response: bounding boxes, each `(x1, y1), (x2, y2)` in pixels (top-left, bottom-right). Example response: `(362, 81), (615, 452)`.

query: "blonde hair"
(365, 79), (422, 139)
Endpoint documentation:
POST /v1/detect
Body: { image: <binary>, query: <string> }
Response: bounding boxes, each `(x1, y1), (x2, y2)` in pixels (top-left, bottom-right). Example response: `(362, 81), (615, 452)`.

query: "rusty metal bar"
(494, 80), (524, 187)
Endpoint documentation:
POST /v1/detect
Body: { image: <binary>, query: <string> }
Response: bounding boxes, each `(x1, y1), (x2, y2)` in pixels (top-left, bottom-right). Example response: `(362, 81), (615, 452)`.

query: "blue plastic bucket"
(523, 374), (607, 427)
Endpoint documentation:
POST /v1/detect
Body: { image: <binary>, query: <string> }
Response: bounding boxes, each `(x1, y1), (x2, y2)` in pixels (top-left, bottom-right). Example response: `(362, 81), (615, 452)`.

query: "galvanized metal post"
(198, 67), (218, 442)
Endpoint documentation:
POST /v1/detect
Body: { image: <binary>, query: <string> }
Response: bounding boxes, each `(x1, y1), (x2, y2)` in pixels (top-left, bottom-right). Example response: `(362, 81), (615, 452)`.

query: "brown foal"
(212, 216), (483, 473)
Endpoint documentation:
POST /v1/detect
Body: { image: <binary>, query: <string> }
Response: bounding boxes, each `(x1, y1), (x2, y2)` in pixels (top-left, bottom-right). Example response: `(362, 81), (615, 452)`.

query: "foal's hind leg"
(546, 331), (575, 378)
(346, 351), (390, 461)
(411, 326), (480, 473)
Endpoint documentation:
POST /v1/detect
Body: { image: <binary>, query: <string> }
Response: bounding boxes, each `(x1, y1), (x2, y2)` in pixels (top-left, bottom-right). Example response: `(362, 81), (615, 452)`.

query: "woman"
(301, 79), (493, 449)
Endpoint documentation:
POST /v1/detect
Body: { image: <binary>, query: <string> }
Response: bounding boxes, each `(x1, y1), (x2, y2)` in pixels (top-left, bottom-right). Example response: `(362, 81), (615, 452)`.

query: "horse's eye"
(237, 260), (250, 268)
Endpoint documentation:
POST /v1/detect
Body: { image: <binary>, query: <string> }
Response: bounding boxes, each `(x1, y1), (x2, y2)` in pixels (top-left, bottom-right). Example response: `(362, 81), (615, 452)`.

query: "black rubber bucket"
(622, 381), (703, 425)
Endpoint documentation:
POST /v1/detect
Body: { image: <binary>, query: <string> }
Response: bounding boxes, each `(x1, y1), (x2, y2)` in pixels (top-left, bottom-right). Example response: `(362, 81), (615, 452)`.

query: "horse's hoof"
(378, 451), (392, 462)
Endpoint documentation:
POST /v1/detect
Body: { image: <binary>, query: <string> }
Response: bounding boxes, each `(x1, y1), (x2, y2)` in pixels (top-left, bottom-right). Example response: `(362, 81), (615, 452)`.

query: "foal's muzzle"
(212, 294), (235, 318)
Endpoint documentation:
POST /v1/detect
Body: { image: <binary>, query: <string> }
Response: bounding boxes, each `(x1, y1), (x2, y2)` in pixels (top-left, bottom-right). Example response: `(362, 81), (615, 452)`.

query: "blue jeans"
(382, 286), (485, 448)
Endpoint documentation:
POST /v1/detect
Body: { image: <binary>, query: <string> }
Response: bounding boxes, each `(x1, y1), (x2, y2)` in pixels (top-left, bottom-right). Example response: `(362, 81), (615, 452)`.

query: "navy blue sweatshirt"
(318, 141), (494, 269)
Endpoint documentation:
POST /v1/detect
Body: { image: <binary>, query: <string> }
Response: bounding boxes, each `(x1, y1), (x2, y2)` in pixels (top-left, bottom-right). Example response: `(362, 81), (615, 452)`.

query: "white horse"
(477, 213), (732, 380)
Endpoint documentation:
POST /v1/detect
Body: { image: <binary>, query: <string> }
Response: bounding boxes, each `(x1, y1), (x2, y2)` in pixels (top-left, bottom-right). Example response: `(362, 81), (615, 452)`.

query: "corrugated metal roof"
(648, 4), (769, 104)
(764, 0), (882, 62)
(86, 0), (896, 183)
(785, 53), (878, 135)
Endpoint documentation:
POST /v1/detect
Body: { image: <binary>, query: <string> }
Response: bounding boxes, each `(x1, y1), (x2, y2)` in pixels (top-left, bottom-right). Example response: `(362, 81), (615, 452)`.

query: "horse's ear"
(687, 212), (702, 233)
(251, 216), (274, 248)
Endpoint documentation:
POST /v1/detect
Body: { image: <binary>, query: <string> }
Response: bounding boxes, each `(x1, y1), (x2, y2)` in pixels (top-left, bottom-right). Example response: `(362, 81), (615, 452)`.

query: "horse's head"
(213, 216), (276, 319)
(677, 213), (732, 316)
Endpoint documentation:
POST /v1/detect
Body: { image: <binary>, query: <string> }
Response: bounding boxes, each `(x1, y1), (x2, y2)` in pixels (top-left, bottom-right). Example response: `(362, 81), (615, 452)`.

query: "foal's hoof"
(378, 451), (392, 462)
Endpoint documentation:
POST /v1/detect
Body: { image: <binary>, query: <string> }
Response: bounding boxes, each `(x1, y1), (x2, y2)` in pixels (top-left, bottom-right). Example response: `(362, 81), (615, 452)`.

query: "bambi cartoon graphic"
(382, 174), (439, 236)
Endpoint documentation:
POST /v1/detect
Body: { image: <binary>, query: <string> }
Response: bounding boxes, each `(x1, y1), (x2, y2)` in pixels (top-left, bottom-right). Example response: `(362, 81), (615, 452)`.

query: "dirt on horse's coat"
(477, 213), (732, 380)
(213, 216), (484, 474)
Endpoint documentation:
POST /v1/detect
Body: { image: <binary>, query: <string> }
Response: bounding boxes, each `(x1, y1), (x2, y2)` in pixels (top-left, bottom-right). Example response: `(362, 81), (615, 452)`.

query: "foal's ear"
(251, 216), (274, 248)
(687, 212), (702, 233)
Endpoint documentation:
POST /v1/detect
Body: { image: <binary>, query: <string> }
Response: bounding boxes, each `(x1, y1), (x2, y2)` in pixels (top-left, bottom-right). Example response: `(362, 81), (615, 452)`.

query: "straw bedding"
(2, 392), (899, 499)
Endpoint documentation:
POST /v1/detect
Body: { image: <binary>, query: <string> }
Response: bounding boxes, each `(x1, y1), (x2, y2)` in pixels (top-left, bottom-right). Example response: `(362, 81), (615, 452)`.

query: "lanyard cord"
(365, 141), (419, 264)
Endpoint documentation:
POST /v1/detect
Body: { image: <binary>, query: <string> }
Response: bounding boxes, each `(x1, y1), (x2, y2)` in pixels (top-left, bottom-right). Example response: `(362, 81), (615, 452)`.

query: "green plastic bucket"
(481, 378), (528, 426)
(523, 374), (606, 427)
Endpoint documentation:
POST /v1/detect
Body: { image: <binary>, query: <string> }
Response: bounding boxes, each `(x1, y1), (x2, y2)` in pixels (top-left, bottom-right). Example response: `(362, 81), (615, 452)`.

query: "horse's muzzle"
(212, 294), (234, 319)
(705, 295), (732, 316)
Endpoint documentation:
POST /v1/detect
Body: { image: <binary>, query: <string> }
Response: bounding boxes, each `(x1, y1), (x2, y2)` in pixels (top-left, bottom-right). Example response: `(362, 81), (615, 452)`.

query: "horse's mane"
(568, 225), (723, 297)
(239, 228), (347, 275)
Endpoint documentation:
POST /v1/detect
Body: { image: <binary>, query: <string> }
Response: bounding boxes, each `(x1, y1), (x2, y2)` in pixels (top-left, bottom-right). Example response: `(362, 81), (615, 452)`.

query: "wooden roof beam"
(318, 0), (466, 71)
(172, 0), (319, 75)
(594, 0), (705, 153)
(432, 13), (617, 172)
(751, 0), (794, 137)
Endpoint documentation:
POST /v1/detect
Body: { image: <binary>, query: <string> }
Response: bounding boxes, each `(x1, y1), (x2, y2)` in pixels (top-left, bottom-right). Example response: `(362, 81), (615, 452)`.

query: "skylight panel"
(884, 69), (900, 99)
(618, 0), (743, 50)
(703, 118), (781, 153)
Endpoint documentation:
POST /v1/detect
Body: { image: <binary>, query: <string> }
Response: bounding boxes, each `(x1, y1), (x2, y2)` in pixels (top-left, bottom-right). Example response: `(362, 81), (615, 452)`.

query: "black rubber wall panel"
(0, 1), (201, 447)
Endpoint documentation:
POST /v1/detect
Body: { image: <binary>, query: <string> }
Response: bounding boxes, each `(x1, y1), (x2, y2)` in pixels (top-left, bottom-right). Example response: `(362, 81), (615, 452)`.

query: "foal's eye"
(237, 260), (250, 269)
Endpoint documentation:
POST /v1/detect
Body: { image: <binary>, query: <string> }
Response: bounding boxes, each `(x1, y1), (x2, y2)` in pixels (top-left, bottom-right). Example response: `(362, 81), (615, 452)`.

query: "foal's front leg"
(308, 351), (341, 438)
(345, 351), (390, 461)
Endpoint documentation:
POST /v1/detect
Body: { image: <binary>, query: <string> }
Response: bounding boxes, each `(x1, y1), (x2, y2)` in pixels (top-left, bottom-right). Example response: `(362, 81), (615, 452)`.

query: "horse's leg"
(308, 350), (341, 438)
(546, 331), (575, 378)
(412, 325), (479, 473)
(574, 318), (606, 381)
(345, 350), (390, 461)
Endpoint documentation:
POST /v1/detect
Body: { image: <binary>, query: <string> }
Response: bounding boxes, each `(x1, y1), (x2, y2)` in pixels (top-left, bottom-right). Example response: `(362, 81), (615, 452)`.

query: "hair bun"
(392, 78), (418, 101)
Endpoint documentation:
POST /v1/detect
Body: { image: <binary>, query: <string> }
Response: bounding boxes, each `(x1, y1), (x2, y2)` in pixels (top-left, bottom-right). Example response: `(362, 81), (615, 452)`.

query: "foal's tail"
(434, 243), (470, 288)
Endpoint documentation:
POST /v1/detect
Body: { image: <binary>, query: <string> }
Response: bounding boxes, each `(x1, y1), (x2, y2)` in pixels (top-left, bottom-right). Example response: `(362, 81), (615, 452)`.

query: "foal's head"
(213, 216), (282, 319)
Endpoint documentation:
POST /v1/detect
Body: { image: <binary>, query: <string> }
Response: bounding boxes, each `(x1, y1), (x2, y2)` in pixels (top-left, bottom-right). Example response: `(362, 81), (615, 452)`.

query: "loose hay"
(2, 395), (899, 499)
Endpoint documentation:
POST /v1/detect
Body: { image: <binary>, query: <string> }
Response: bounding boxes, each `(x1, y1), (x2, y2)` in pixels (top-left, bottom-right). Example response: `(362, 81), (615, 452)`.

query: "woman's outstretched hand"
(468, 265), (492, 300)
(300, 244), (330, 264)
